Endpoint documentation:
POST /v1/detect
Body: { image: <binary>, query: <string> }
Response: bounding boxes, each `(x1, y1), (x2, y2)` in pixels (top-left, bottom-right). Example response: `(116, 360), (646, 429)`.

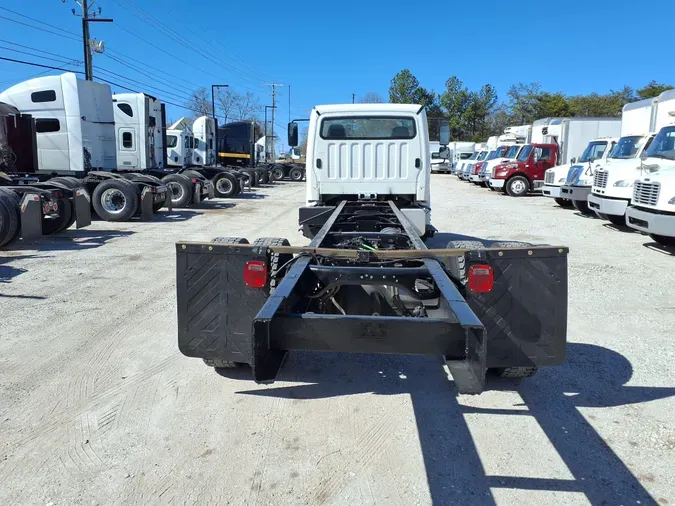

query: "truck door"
(117, 127), (138, 168)
(532, 146), (554, 181)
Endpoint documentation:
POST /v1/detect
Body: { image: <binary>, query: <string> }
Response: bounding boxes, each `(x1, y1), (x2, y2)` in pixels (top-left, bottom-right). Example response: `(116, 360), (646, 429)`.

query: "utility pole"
(265, 83), (283, 161)
(69, 0), (113, 81)
(352, 93), (356, 104)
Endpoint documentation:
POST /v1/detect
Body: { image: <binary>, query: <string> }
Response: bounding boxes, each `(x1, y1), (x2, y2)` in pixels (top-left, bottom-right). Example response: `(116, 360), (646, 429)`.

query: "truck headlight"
(613, 180), (634, 187)
(669, 197), (675, 205)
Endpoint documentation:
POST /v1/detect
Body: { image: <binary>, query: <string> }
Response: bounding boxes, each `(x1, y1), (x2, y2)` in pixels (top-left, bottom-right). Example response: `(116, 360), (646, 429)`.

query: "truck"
(0, 103), (90, 247)
(470, 147), (505, 185)
(488, 143), (559, 196)
(588, 97), (661, 224)
(175, 103), (569, 394)
(460, 149), (488, 180)
(479, 144), (526, 187)
(450, 141), (476, 172)
(558, 137), (618, 213)
(625, 90), (675, 246)
(477, 125), (531, 186)
(494, 117), (622, 197)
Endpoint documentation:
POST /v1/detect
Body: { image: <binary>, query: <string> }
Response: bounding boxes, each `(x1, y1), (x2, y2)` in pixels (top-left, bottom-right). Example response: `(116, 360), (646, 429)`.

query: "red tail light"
(468, 265), (494, 293)
(244, 261), (267, 288)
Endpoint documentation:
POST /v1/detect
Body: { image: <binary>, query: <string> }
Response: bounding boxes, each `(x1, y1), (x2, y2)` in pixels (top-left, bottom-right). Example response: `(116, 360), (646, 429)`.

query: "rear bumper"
(626, 206), (675, 235)
(560, 185), (591, 202)
(542, 185), (562, 198)
(587, 194), (628, 216)
(489, 178), (505, 189)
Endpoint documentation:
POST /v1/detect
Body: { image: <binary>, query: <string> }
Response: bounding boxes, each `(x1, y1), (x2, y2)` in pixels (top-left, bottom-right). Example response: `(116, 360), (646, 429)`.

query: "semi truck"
(625, 90), (675, 246)
(488, 143), (559, 196)
(588, 97), (662, 225)
(479, 144), (526, 187)
(175, 103), (569, 394)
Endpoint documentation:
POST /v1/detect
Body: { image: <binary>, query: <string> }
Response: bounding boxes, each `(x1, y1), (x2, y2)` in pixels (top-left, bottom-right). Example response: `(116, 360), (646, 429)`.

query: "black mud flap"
(140, 187), (154, 221)
(165, 188), (173, 212)
(463, 247), (569, 368)
(207, 182), (215, 199)
(19, 193), (43, 241)
(192, 182), (202, 205)
(74, 188), (92, 229)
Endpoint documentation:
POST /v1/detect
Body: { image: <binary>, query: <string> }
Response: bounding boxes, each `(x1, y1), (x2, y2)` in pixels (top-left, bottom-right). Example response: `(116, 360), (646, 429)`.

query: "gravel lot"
(1, 176), (674, 506)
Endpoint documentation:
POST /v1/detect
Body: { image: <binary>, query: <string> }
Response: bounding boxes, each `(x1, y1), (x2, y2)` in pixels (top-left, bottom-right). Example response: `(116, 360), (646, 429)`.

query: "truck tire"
(162, 174), (193, 208)
(271, 166), (285, 180)
(572, 198), (593, 215)
(49, 176), (80, 189)
(267, 169), (276, 182)
(554, 197), (573, 208)
(492, 366), (538, 378)
(212, 172), (238, 198)
(444, 240), (486, 285)
(289, 167), (304, 181)
(0, 192), (20, 247)
(257, 169), (269, 185)
(203, 358), (246, 369)
(92, 179), (139, 222)
(649, 234), (675, 248)
(252, 237), (292, 291)
(505, 175), (529, 197)
(241, 169), (258, 187)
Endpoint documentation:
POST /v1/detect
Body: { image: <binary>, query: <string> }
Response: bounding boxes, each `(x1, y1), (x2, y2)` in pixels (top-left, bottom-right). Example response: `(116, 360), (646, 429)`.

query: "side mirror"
(439, 121), (450, 146)
(589, 157), (595, 163)
(532, 151), (539, 163)
(571, 157), (577, 164)
(640, 151), (649, 161)
(288, 122), (298, 147)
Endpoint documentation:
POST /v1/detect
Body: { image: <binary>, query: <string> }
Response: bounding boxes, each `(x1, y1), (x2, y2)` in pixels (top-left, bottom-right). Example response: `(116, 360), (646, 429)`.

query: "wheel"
(49, 176), (79, 189)
(491, 366), (538, 378)
(554, 197), (573, 208)
(257, 169), (269, 185)
(203, 358), (247, 369)
(0, 192), (20, 247)
(505, 175), (530, 197)
(607, 214), (626, 226)
(572, 198), (593, 215)
(92, 179), (139, 222)
(211, 172), (238, 198)
(161, 174), (193, 208)
(242, 170), (258, 187)
(252, 237), (292, 291)
(444, 240), (486, 285)
(271, 166), (285, 181)
(289, 167), (303, 181)
(649, 234), (675, 247)
(40, 182), (75, 234)
(211, 237), (249, 244)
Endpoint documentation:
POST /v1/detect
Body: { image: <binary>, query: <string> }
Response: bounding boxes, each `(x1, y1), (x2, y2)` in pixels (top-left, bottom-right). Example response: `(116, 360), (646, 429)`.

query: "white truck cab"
(192, 116), (217, 166)
(480, 144), (524, 185)
(166, 118), (194, 168)
(112, 92), (164, 170)
(462, 150), (488, 180)
(559, 138), (617, 213)
(293, 104), (437, 237)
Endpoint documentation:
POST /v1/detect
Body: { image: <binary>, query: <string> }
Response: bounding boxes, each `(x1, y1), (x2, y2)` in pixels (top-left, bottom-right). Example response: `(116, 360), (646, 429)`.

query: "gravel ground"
(1, 176), (673, 506)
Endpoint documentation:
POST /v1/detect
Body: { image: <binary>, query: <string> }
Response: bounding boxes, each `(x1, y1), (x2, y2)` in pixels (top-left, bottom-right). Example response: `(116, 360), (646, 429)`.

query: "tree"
(440, 76), (471, 140)
(637, 81), (673, 100)
(186, 88), (212, 117)
(359, 92), (385, 103)
(389, 69), (421, 104)
(233, 91), (261, 121)
(216, 89), (237, 123)
(534, 92), (572, 118)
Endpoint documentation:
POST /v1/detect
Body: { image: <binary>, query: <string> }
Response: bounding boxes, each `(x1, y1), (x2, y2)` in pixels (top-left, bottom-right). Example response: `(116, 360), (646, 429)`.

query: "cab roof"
(312, 104), (423, 115)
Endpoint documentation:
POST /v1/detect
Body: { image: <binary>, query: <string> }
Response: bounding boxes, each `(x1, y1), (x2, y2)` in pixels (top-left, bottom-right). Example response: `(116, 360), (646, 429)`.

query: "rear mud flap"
(19, 193), (42, 241)
(140, 187), (154, 221)
(74, 188), (92, 229)
(192, 182), (202, 205)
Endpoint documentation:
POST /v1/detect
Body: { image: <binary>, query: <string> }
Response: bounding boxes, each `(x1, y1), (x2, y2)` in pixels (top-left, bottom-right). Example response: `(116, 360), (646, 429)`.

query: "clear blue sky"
(1, 0), (674, 148)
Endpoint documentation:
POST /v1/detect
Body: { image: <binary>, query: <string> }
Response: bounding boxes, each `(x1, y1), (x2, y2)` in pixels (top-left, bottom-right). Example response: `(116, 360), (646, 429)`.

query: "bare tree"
(216, 89), (237, 124)
(234, 91), (261, 121)
(185, 88), (212, 117)
(359, 92), (385, 104)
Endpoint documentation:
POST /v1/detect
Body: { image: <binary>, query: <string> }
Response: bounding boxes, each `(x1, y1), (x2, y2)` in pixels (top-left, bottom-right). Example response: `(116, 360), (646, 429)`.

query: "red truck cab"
(488, 143), (558, 196)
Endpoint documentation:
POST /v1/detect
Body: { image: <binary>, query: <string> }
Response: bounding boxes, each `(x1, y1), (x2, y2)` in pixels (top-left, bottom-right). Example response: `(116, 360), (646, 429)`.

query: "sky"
(1, 0), (675, 151)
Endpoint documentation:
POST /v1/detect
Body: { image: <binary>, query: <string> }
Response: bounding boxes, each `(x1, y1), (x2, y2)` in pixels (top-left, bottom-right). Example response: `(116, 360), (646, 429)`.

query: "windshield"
(645, 126), (675, 161)
(476, 151), (488, 161)
(485, 150), (498, 161)
(496, 146), (509, 157)
(609, 136), (644, 160)
(460, 152), (473, 160)
(468, 152), (479, 160)
(517, 145), (533, 162)
(166, 135), (178, 148)
(505, 145), (520, 158)
(579, 141), (608, 163)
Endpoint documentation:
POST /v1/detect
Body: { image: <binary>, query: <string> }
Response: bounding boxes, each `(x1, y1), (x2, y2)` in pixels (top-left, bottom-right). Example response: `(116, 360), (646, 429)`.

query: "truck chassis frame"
(176, 201), (568, 394)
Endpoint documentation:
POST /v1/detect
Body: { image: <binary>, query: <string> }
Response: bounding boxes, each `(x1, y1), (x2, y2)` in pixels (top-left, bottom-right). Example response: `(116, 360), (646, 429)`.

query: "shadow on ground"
(232, 343), (673, 505)
(5, 230), (134, 253)
(643, 241), (675, 256)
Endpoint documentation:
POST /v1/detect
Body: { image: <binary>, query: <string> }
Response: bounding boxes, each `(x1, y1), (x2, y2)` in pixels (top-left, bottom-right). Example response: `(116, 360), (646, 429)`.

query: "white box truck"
(587, 97), (659, 224)
(625, 90), (675, 246)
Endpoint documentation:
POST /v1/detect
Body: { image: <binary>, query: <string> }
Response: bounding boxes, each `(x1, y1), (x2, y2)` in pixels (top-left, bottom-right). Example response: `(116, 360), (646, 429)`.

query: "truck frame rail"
(176, 201), (568, 394)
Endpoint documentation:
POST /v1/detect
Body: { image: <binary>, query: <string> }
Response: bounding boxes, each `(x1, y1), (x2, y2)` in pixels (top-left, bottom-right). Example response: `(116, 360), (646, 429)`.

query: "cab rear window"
(320, 116), (416, 140)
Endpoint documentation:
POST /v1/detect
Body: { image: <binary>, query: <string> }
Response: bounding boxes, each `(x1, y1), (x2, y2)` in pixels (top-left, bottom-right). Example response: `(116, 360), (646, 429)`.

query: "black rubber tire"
(252, 237), (292, 291)
(505, 175), (530, 197)
(92, 179), (139, 222)
(211, 237), (249, 244)
(212, 172), (238, 198)
(162, 174), (193, 208)
(572, 198), (593, 215)
(554, 197), (573, 208)
(0, 192), (20, 247)
(49, 176), (79, 189)
(492, 366), (538, 378)
(203, 359), (247, 369)
(606, 214), (626, 226)
(42, 197), (73, 235)
(257, 169), (269, 185)
(267, 170), (275, 183)
(289, 168), (303, 181)
(243, 169), (258, 187)
(271, 166), (285, 180)
(444, 240), (486, 285)
(650, 234), (675, 247)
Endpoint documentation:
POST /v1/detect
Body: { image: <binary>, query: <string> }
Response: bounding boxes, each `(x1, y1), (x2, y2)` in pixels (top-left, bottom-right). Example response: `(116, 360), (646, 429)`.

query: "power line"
(0, 14), (81, 42)
(0, 7), (81, 40)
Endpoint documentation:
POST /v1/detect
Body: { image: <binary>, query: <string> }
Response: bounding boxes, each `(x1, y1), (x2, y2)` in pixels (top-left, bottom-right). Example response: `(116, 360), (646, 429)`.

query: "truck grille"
(545, 171), (554, 184)
(633, 181), (660, 206)
(594, 170), (608, 189)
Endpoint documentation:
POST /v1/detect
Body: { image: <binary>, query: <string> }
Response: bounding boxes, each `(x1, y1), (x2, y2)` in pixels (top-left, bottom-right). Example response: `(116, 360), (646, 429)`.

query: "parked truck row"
(0, 72), (305, 248)
(443, 89), (675, 248)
